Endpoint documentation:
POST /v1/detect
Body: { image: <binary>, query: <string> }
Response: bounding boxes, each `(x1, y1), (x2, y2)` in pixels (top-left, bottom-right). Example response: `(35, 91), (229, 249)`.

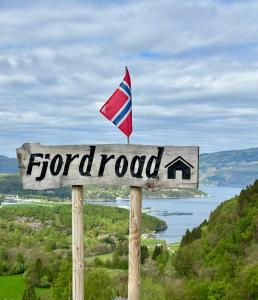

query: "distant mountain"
(1, 147), (258, 187)
(0, 155), (18, 173)
(200, 147), (258, 187)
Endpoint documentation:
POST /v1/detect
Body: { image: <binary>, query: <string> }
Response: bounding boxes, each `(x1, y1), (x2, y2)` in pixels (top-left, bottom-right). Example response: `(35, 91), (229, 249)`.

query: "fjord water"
(145, 186), (242, 243)
(98, 186), (242, 244)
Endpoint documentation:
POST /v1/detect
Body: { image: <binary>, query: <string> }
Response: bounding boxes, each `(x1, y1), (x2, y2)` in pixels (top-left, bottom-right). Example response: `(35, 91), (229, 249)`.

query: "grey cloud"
(0, 0), (258, 156)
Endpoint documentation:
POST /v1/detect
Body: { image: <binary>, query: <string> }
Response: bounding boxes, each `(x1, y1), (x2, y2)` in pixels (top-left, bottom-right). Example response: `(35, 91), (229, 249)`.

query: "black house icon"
(165, 156), (194, 180)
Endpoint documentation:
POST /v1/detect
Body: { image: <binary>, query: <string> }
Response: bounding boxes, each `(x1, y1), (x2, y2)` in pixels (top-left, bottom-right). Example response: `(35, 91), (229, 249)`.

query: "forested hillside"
(200, 147), (258, 186)
(0, 155), (18, 173)
(169, 180), (258, 299)
(1, 182), (258, 298)
(0, 204), (166, 299)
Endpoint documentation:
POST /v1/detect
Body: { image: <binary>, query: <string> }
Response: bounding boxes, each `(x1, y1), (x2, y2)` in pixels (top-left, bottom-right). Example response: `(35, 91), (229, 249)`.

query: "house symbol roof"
(165, 156), (194, 169)
(165, 156), (194, 180)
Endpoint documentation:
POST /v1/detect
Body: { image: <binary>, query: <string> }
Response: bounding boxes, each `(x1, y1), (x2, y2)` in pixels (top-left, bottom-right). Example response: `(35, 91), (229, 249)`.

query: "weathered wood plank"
(16, 143), (199, 190)
(72, 185), (84, 300)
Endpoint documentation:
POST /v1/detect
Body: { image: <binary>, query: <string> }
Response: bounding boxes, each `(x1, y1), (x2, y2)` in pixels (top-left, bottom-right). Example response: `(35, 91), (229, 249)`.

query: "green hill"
(0, 204), (167, 299)
(0, 155), (18, 173)
(169, 180), (258, 299)
(200, 147), (258, 186)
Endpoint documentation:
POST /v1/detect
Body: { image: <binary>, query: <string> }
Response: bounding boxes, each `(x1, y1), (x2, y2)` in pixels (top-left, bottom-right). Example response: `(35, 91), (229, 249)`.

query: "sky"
(0, 0), (258, 157)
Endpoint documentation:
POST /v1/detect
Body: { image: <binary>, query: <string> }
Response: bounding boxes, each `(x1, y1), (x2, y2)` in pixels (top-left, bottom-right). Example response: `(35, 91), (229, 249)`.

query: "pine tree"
(21, 285), (38, 300)
(52, 260), (72, 300)
(25, 257), (43, 287)
(141, 245), (149, 264)
(181, 228), (191, 246)
(152, 245), (163, 260)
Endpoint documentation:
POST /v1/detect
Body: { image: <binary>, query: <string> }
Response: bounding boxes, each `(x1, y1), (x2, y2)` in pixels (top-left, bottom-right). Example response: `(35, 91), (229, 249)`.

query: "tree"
(40, 275), (50, 288)
(21, 285), (39, 300)
(141, 277), (165, 299)
(52, 260), (72, 300)
(152, 245), (163, 260)
(141, 245), (149, 264)
(85, 269), (114, 300)
(25, 258), (43, 287)
(175, 246), (194, 277)
(156, 249), (169, 271)
(10, 261), (25, 274)
(181, 226), (201, 247)
(115, 240), (128, 256)
(94, 257), (104, 267)
(112, 252), (128, 269)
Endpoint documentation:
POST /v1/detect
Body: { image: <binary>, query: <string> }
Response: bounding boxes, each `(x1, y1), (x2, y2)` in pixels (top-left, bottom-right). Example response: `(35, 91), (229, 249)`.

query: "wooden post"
(128, 186), (142, 300)
(72, 185), (84, 300)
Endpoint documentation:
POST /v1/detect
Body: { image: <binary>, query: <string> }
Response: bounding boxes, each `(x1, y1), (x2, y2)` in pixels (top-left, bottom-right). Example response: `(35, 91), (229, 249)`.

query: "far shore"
(85, 194), (208, 202)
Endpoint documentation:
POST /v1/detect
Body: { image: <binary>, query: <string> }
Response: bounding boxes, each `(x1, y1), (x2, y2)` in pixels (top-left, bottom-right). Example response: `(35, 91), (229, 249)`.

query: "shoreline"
(85, 194), (208, 203)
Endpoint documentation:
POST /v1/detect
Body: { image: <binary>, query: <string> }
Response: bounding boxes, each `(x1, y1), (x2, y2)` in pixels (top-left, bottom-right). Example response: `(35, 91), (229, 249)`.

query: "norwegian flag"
(100, 67), (132, 137)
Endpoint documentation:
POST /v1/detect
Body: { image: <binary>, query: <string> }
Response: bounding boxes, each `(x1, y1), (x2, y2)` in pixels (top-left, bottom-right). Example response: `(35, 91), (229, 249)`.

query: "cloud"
(0, 0), (258, 156)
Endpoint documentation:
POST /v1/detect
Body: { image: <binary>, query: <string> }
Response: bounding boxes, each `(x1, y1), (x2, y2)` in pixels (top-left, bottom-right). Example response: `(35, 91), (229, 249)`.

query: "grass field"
(0, 274), (50, 300)
(141, 237), (164, 247)
(85, 253), (113, 263)
(168, 242), (180, 252)
(141, 238), (180, 253)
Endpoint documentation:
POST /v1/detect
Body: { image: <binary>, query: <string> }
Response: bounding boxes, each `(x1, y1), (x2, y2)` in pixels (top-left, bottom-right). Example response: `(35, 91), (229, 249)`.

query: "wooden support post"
(128, 186), (142, 300)
(72, 185), (84, 300)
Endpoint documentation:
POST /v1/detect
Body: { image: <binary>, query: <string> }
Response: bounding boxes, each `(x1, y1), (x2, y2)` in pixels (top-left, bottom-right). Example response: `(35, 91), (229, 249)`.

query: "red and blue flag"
(100, 67), (132, 137)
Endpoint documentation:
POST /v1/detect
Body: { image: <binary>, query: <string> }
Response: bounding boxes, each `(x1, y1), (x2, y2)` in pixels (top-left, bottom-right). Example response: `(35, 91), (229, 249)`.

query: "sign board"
(16, 143), (199, 190)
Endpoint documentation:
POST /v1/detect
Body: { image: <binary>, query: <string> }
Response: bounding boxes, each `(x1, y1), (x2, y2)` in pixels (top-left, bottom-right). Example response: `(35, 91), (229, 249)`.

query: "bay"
(87, 186), (243, 244)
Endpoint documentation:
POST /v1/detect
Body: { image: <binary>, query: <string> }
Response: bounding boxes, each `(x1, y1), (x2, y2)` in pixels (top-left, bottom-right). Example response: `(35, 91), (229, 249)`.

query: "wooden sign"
(16, 143), (199, 190)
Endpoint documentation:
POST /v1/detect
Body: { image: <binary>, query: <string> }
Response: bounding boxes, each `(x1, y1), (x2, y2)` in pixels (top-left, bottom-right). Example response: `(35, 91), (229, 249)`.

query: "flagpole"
(100, 64), (140, 298)
(126, 66), (130, 146)
(128, 133), (142, 300)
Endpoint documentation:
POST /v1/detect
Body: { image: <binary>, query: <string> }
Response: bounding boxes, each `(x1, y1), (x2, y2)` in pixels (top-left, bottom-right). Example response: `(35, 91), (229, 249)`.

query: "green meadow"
(0, 275), (50, 300)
